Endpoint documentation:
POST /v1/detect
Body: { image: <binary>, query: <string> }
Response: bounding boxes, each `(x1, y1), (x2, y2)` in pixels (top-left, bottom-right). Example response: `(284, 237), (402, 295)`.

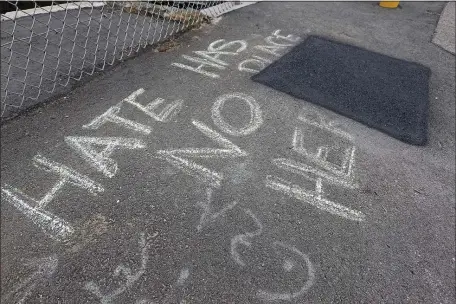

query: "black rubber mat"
(251, 36), (431, 145)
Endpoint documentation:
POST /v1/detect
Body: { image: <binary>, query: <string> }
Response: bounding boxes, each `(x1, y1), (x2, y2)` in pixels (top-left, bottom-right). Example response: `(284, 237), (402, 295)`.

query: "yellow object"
(379, 1), (400, 8)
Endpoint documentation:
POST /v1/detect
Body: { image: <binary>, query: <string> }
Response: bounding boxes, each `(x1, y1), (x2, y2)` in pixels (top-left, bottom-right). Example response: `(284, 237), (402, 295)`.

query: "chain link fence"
(1, 1), (240, 120)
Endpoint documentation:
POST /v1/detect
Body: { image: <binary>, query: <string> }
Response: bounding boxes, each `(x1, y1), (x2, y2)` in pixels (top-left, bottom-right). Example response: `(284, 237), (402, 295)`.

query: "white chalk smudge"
(135, 299), (156, 304)
(283, 259), (294, 272)
(176, 268), (190, 286)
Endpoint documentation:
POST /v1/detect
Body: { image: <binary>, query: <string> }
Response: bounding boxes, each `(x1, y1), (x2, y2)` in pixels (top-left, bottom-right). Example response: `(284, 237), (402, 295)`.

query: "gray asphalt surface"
(1, 2), (455, 303)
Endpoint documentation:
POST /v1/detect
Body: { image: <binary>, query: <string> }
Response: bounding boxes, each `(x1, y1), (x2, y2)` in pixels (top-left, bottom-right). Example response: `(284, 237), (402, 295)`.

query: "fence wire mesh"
(1, 1), (237, 119)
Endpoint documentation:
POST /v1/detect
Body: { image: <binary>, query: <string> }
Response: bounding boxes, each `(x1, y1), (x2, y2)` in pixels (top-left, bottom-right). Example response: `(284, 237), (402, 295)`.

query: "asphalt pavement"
(1, 2), (455, 303)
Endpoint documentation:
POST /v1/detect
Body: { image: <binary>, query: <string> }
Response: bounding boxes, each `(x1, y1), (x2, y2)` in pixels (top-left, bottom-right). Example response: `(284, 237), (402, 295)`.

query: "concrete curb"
(432, 1), (455, 55)
(0, 1), (105, 21)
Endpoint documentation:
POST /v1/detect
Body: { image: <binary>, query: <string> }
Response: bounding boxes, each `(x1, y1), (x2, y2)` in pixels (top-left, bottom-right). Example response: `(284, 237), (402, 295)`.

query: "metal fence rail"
(1, 1), (238, 119)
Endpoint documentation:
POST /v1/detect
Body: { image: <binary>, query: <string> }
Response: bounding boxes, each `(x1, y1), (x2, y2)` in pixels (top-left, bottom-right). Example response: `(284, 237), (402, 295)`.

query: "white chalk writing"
(126, 89), (183, 123)
(156, 120), (247, 188)
(84, 233), (150, 304)
(211, 92), (263, 137)
(238, 29), (301, 74)
(195, 187), (238, 232)
(83, 99), (152, 135)
(265, 175), (364, 222)
(230, 208), (263, 267)
(65, 136), (146, 178)
(1, 254), (58, 304)
(265, 111), (365, 222)
(171, 39), (247, 78)
(256, 242), (315, 301)
(1, 154), (104, 240)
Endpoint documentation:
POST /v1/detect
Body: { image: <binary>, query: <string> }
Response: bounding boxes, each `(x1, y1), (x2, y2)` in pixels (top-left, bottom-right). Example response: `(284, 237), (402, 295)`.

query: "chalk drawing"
(171, 39), (247, 78)
(283, 259), (295, 272)
(1, 154), (104, 240)
(193, 51), (232, 66)
(32, 154), (105, 205)
(126, 91), (183, 123)
(135, 300), (156, 304)
(264, 111), (364, 221)
(195, 39), (247, 66)
(208, 39), (248, 53)
(1, 185), (74, 241)
(231, 208), (263, 267)
(195, 187), (238, 232)
(254, 43), (286, 57)
(83, 100), (151, 135)
(238, 58), (269, 74)
(265, 175), (365, 222)
(264, 36), (293, 47)
(252, 55), (273, 64)
(272, 158), (357, 189)
(122, 87), (146, 104)
(92, 87), (183, 123)
(211, 93), (263, 137)
(84, 233), (150, 304)
(256, 241), (315, 301)
(296, 114), (357, 175)
(65, 136), (146, 178)
(176, 268), (190, 286)
(297, 113), (353, 141)
(1, 254), (58, 304)
(171, 59), (223, 79)
(238, 30), (300, 74)
(273, 29), (301, 42)
(156, 120), (247, 188)
(161, 267), (192, 304)
(266, 29), (300, 45)
(293, 126), (357, 179)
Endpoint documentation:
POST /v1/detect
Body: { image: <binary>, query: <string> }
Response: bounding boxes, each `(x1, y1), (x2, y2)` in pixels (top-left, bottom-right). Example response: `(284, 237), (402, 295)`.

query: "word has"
(171, 29), (300, 78)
